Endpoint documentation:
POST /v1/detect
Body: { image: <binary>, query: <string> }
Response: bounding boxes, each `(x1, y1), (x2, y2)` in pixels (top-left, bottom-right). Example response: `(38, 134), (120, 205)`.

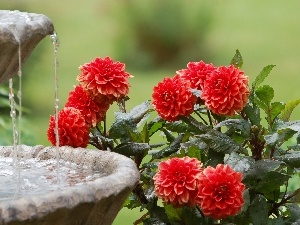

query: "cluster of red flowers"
(47, 57), (132, 148)
(152, 61), (250, 121)
(153, 157), (245, 220)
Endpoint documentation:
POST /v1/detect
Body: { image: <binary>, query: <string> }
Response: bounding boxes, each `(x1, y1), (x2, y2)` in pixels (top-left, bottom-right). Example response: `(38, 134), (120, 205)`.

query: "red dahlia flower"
(201, 65), (250, 116)
(177, 61), (215, 90)
(152, 75), (197, 121)
(197, 164), (245, 220)
(65, 85), (110, 127)
(153, 157), (203, 207)
(47, 107), (90, 148)
(77, 57), (133, 102)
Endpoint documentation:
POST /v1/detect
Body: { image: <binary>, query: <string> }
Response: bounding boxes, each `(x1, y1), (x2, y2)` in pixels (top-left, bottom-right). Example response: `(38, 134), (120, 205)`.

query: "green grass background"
(1, 1), (300, 224)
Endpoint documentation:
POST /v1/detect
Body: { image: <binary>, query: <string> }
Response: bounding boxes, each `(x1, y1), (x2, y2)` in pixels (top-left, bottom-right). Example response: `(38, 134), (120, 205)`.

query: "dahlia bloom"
(197, 164), (245, 220)
(201, 65), (250, 116)
(153, 157), (203, 207)
(152, 75), (197, 121)
(77, 57), (133, 102)
(65, 85), (110, 127)
(177, 61), (215, 90)
(47, 107), (90, 148)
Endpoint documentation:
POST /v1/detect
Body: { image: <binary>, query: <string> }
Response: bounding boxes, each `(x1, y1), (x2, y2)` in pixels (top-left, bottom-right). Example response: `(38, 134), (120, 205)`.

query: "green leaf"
(214, 119), (251, 137)
(114, 142), (150, 157)
(243, 102), (261, 126)
(243, 159), (282, 187)
(286, 204), (300, 223)
(147, 201), (170, 224)
(161, 128), (175, 143)
(252, 64), (276, 90)
(224, 152), (255, 173)
(255, 171), (289, 193)
(276, 151), (300, 168)
(109, 101), (150, 139)
(148, 117), (165, 137)
(265, 120), (300, 146)
(249, 195), (269, 225)
(141, 122), (149, 143)
(164, 204), (181, 224)
(123, 193), (141, 209)
(265, 128), (297, 146)
(152, 134), (184, 159)
(164, 120), (191, 133)
(185, 146), (201, 160)
(196, 130), (246, 154)
(280, 98), (300, 122)
(181, 207), (210, 225)
(270, 102), (285, 122)
(230, 49), (243, 68)
(254, 85), (274, 111)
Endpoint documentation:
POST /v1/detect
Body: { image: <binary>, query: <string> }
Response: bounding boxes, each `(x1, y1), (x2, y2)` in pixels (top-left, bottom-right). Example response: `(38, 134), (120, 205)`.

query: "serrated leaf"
(164, 204), (181, 224)
(181, 136), (207, 152)
(265, 129), (297, 146)
(249, 195), (268, 225)
(243, 102), (261, 126)
(231, 49), (243, 68)
(109, 101), (151, 139)
(181, 206), (207, 225)
(114, 142), (150, 157)
(148, 118), (165, 137)
(141, 122), (149, 143)
(214, 119), (251, 137)
(286, 204), (300, 223)
(147, 201), (170, 224)
(252, 65), (276, 90)
(123, 193), (141, 209)
(161, 128), (175, 143)
(265, 120), (300, 146)
(185, 145), (201, 160)
(255, 171), (289, 193)
(255, 85), (274, 110)
(243, 159), (282, 181)
(164, 120), (190, 133)
(152, 134), (184, 159)
(224, 152), (255, 173)
(196, 130), (245, 154)
(280, 99), (300, 122)
(270, 102), (285, 122)
(276, 151), (300, 168)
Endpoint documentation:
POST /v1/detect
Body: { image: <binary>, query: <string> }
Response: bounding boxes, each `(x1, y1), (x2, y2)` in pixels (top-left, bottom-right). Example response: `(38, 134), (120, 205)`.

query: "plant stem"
(132, 183), (148, 205)
(269, 188), (300, 216)
(194, 111), (208, 125)
(133, 212), (150, 225)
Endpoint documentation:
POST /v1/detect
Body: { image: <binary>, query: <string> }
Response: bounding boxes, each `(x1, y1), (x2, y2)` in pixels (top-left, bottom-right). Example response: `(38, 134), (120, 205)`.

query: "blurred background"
(0, 0), (300, 224)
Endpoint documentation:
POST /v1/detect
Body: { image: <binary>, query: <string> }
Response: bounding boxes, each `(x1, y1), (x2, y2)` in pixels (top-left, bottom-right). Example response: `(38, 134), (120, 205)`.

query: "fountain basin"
(0, 145), (140, 225)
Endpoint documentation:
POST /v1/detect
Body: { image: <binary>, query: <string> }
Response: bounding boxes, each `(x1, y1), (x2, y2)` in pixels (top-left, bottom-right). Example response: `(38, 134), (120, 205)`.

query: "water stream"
(2, 31), (71, 200)
(50, 31), (61, 186)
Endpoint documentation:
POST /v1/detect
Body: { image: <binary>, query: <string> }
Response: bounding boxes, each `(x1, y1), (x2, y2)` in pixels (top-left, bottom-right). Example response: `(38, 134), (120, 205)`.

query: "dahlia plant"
(47, 51), (300, 225)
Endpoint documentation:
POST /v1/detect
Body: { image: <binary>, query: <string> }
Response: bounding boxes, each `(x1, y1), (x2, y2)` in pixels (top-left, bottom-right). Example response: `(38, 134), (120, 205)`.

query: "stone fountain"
(0, 10), (139, 225)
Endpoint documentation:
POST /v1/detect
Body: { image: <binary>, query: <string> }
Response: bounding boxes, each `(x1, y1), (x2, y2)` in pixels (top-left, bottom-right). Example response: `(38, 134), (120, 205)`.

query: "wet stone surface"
(0, 10), (54, 83)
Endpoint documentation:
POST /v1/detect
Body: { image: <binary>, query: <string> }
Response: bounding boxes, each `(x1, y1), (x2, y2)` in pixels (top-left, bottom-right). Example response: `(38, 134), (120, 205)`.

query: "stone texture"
(0, 10), (54, 83)
(0, 146), (140, 225)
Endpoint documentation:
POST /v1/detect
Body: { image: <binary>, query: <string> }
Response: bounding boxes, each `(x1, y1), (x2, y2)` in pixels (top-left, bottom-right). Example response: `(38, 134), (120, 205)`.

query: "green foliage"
(89, 51), (300, 224)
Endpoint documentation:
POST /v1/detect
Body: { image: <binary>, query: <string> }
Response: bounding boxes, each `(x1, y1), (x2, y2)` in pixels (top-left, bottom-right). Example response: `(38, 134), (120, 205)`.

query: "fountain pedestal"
(0, 146), (140, 225)
(0, 10), (140, 225)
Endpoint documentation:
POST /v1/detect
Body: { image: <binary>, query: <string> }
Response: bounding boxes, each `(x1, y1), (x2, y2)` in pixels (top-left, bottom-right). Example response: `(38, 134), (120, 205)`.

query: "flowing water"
(2, 30), (97, 201)
(50, 31), (61, 186)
